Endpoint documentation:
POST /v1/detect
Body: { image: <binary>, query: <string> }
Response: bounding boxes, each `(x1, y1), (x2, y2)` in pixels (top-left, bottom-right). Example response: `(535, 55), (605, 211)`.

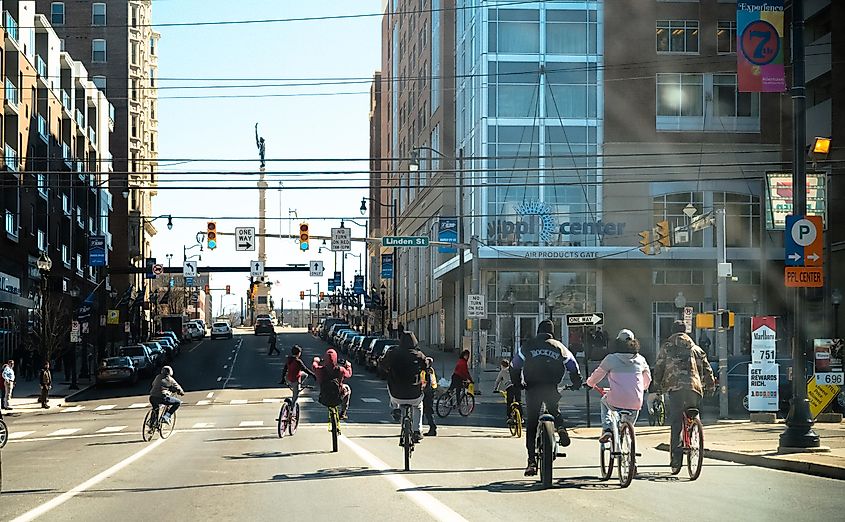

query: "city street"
(0, 329), (841, 521)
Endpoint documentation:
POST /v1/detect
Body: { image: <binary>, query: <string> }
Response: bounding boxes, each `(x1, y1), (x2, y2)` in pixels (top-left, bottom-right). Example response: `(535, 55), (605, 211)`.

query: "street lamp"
(833, 288), (842, 339)
(37, 253), (52, 364)
(361, 197), (398, 332)
(380, 282), (387, 336)
(508, 291), (516, 355)
(545, 294), (555, 320)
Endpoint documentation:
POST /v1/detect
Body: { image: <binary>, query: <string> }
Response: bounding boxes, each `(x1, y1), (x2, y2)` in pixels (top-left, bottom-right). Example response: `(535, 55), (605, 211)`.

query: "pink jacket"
(586, 353), (652, 411)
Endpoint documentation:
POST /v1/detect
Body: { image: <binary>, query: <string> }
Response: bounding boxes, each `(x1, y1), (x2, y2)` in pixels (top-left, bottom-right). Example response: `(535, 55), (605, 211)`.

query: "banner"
(751, 316), (777, 364)
(88, 235), (106, 267)
(438, 217), (458, 254)
(748, 362), (779, 411)
(381, 254), (394, 279)
(353, 275), (364, 295)
(737, 1), (786, 92)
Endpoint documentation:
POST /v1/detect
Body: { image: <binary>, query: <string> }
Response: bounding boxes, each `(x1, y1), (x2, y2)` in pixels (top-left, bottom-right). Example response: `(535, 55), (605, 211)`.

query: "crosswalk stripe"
(262, 398), (281, 403)
(239, 421), (263, 427)
(96, 426), (127, 434)
(63, 406), (84, 412)
(48, 428), (81, 437)
(128, 403), (148, 409)
(192, 422), (215, 429)
(299, 397), (314, 403)
(361, 397), (382, 403)
(230, 399), (248, 405)
(196, 400), (211, 406)
(9, 431), (35, 439)
(94, 405), (116, 411)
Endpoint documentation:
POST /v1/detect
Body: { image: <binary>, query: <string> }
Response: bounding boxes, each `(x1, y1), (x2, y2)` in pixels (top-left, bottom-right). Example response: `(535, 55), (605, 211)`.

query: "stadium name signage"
(488, 218), (627, 239)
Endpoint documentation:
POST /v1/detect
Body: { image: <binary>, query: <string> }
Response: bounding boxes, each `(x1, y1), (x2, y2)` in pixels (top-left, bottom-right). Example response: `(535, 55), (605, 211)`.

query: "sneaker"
(425, 429), (437, 437)
(412, 431), (423, 443)
(557, 426), (571, 447)
(160, 413), (171, 425)
(524, 459), (538, 476)
(599, 431), (611, 444)
(391, 408), (401, 422)
(340, 411), (349, 420)
(670, 460), (683, 475)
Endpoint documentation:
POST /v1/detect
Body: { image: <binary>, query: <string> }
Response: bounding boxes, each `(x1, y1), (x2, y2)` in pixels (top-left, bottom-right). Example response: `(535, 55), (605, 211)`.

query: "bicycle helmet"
(161, 366), (173, 376)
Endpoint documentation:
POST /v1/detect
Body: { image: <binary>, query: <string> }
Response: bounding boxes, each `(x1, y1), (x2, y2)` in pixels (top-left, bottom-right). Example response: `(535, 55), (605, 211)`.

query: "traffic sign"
(466, 294), (486, 318)
(383, 236), (429, 247)
(152, 264), (164, 276)
(107, 310), (119, 325)
(566, 313), (604, 327)
(785, 215), (823, 267)
(235, 227), (256, 251)
(331, 227), (351, 252)
(250, 260), (265, 278)
(183, 261), (197, 278)
(309, 260), (324, 277)
(784, 267), (824, 287)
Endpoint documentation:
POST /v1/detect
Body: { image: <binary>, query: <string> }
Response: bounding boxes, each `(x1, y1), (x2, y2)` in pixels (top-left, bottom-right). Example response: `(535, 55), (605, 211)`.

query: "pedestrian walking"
(2, 360), (16, 410)
(39, 361), (52, 409)
(267, 333), (281, 356)
(421, 357), (437, 436)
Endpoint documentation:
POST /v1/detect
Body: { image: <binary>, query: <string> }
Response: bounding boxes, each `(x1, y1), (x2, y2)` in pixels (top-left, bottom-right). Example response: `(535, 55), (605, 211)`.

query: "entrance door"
(517, 316), (537, 356)
(655, 314), (678, 352)
(497, 315), (538, 360)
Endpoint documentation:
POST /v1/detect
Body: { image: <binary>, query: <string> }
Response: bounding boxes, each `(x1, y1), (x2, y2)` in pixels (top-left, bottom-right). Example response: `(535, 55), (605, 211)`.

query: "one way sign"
(235, 227), (256, 251)
(566, 313), (604, 327)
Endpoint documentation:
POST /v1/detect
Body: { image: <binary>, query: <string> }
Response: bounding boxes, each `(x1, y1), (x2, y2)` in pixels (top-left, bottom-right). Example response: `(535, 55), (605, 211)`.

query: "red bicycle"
(674, 407), (704, 480)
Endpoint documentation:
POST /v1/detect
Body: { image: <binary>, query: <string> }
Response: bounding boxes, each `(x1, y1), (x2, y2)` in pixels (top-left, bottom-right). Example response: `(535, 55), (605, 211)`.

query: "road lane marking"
(94, 405), (116, 411)
(48, 428), (81, 437)
(9, 431), (35, 439)
(299, 397), (314, 403)
(227, 356), (232, 360)
(230, 399), (248, 405)
(62, 406), (84, 412)
(339, 436), (468, 522)
(262, 398), (281, 403)
(192, 422), (215, 429)
(239, 421), (263, 427)
(222, 338), (243, 389)
(96, 426), (127, 434)
(188, 339), (207, 353)
(11, 437), (168, 522)
(10, 432), (137, 443)
(206, 392), (214, 398)
(361, 397), (382, 403)
(223, 365), (228, 369)
(217, 377), (222, 382)
(128, 403), (148, 409)
(196, 400), (211, 406)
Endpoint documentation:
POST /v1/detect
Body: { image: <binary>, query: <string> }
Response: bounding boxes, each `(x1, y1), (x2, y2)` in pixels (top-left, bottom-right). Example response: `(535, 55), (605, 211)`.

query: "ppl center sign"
(488, 201), (625, 244)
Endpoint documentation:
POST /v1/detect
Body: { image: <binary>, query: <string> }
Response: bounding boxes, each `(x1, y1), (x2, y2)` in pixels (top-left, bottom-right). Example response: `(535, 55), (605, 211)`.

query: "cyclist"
(149, 366), (184, 425)
(281, 345), (315, 405)
(586, 329), (651, 443)
(653, 320), (716, 473)
(493, 359), (521, 422)
(382, 331), (428, 443)
(513, 320), (582, 476)
(312, 348), (353, 419)
(449, 349), (473, 404)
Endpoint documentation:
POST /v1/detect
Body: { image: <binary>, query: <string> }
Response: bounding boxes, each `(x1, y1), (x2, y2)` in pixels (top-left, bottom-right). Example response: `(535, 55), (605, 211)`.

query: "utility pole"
(780, 0), (820, 449)
(470, 236), (481, 386)
(715, 208), (729, 419)
(458, 148), (465, 352)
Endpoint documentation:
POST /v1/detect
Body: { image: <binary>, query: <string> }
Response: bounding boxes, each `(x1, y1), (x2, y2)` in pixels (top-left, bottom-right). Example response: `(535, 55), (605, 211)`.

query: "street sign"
(124, 322), (131, 333)
(784, 267), (824, 287)
(689, 212), (714, 232)
(807, 377), (841, 419)
(88, 235), (106, 267)
(327, 278), (336, 292)
(309, 260), (324, 277)
(331, 227), (351, 252)
(250, 260), (265, 278)
(382, 236), (429, 247)
(785, 215), (823, 267)
(466, 294), (486, 318)
(683, 203), (697, 218)
(235, 227), (256, 251)
(152, 264), (164, 276)
(183, 261), (198, 278)
(683, 306), (693, 333)
(333, 271), (341, 287)
(107, 310), (119, 325)
(566, 313), (604, 327)
(70, 321), (80, 343)
(185, 276), (194, 287)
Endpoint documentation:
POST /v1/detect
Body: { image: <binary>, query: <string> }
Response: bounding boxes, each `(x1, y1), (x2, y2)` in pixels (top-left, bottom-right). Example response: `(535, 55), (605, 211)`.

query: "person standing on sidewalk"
(2, 360), (15, 410)
(421, 357), (438, 436)
(267, 332), (281, 356)
(653, 320), (716, 474)
(39, 361), (52, 409)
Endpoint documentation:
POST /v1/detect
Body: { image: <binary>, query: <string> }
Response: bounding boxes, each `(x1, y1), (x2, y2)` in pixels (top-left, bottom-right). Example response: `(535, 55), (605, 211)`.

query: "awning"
(0, 289), (36, 309)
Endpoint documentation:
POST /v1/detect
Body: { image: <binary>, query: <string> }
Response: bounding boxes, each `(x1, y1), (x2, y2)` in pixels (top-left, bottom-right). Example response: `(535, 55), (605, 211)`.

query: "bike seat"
(617, 410), (636, 417)
(684, 407), (700, 418)
(538, 413), (555, 422)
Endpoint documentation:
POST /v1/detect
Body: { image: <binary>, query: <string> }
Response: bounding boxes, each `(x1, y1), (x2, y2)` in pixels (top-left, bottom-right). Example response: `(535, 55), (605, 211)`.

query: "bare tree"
(33, 291), (72, 363)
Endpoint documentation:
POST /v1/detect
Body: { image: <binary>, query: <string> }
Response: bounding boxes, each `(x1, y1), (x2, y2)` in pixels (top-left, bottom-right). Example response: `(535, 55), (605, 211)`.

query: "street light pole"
(832, 289), (842, 339)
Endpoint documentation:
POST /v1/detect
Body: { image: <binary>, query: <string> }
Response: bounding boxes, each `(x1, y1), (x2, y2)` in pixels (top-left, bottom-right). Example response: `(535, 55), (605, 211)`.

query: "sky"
(150, 1), (383, 317)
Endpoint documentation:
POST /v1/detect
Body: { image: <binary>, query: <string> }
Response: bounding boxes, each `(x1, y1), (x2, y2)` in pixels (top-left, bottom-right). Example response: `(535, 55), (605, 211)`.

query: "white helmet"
(161, 365), (173, 376)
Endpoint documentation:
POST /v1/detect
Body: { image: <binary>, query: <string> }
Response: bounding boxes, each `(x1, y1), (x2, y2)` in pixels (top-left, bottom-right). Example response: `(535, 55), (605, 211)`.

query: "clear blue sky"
(151, 1), (382, 316)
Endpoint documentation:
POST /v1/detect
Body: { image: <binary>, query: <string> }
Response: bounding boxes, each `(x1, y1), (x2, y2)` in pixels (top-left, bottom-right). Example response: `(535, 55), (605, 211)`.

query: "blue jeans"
(600, 395), (639, 434)
(150, 395), (181, 416)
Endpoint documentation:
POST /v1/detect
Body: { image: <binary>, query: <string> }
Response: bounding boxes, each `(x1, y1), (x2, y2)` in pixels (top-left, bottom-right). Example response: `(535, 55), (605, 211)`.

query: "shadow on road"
(223, 449), (333, 460)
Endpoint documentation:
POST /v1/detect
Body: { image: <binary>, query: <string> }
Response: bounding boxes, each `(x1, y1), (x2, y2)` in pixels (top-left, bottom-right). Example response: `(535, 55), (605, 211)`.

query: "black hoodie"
(383, 331), (427, 400)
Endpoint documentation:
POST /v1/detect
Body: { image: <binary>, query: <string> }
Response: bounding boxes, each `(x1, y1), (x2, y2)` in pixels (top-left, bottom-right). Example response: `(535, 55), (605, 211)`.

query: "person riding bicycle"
(449, 349), (473, 403)
(312, 348), (353, 419)
(382, 331), (428, 444)
(149, 366), (184, 425)
(586, 329), (652, 443)
(513, 320), (582, 476)
(281, 345), (315, 405)
(493, 359), (522, 422)
(653, 320), (716, 473)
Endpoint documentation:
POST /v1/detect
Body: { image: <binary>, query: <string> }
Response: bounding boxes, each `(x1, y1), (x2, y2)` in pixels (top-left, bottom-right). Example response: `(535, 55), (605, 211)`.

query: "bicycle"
(595, 389), (639, 488)
(327, 404), (341, 452)
(648, 393), (666, 426)
(142, 402), (177, 441)
(534, 385), (574, 489)
(0, 416), (7, 449)
(674, 407), (704, 480)
(277, 382), (311, 438)
(399, 403), (415, 471)
(435, 383), (475, 418)
(499, 390), (522, 437)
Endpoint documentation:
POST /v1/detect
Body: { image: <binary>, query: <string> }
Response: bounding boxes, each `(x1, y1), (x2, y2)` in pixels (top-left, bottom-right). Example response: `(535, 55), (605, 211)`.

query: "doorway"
(498, 315), (538, 359)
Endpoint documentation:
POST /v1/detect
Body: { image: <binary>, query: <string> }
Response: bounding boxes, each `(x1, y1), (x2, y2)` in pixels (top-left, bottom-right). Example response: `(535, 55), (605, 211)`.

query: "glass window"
(92, 39), (107, 63)
(92, 3), (106, 26)
(656, 20), (699, 53)
(656, 73), (703, 116)
(92, 75), (106, 93)
(717, 21), (737, 53)
(653, 192), (704, 247)
(714, 74), (759, 117)
(51, 2), (65, 26)
(497, 21), (539, 54)
(546, 10), (596, 55)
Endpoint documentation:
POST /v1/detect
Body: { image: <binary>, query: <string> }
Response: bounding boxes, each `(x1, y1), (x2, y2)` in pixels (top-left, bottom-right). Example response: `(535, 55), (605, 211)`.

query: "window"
(653, 270), (704, 285)
(717, 21), (737, 54)
(546, 9), (597, 55)
(51, 2), (65, 26)
(92, 3), (106, 26)
(131, 115), (139, 138)
(150, 37), (156, 55)
(59, 38), (65, 52)
(656, 20), (699, 53)
(38, 229), (47, 251)
(656, 73), (703, 117)
(92, 39), (106, 62)
(493, 10), (540, 54)
(131, 42), (139, 65)
(62, 244), (70, 266)
(714, 74), (758, 117)
(92, 75), (107, 93)
(149, 68), (155, 87)
(62, 194), (71, 215)
(131, 79), (138, 101)
(657, 73), (760, 131)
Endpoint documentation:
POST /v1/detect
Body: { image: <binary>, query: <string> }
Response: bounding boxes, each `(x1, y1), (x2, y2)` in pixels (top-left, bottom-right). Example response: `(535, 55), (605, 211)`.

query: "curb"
(63, 383), (96, 402)
(655, 443), (845, 480)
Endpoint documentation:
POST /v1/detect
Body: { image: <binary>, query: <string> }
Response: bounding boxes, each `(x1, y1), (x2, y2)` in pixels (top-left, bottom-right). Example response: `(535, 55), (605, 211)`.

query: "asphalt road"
(0, 328), (841, 521)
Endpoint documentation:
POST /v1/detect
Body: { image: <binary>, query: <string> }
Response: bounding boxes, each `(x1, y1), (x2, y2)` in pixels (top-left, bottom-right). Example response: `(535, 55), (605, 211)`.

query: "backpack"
(318, 366), (343, 407)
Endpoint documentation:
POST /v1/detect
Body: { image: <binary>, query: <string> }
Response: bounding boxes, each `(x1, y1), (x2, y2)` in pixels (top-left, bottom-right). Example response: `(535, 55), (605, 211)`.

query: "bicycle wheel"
(436, 391), (453, 418)
(402, 415), (412, 471)
(277, 402), (289, 439)
(0, 419), (7, 449)
(458, 392), (475, 417)
(159, 410), (176, 439)
(655, 401), (666, 427)
(599, 430), (614, 481)
(513, 408), (522, 438)
(330, 408), (339, 453)
(539, 421), (555, 489)
(142, 409), (156, 442)
(289, 402), (300, 436)
(508, 406), (518, 436)
(618, 421), (636, 488)
(687, 417), (704, 481)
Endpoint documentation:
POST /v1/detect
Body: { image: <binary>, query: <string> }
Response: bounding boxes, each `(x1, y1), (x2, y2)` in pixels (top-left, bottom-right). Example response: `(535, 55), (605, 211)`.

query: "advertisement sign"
(737, 0), (786, 93)
(813, 338), (844, 386)
(808, 376), (841, 419)
(751, 316), (777, 363)
(381, 254), (394, 279)
(765, 172), (826, 230)
(748, 362), (779, 411)
(88, 235), (106, 267)
(438, 218), (458, 254)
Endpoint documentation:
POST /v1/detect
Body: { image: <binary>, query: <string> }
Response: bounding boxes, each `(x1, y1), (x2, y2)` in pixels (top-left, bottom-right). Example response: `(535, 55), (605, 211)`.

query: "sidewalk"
(571, 420), (845, 480)
(1, 371), (92, 413)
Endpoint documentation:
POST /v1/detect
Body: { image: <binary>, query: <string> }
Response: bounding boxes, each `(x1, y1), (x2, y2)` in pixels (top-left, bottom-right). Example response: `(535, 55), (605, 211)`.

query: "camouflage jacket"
(653, 333), (716, 396)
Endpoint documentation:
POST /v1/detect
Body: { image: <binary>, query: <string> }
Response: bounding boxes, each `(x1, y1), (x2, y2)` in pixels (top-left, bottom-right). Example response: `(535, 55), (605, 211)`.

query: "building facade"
(1, 1), (113, 363)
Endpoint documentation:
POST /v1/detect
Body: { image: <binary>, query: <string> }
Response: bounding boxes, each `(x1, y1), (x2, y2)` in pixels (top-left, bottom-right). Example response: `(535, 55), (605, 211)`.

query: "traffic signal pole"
(716, 208), (729, 419)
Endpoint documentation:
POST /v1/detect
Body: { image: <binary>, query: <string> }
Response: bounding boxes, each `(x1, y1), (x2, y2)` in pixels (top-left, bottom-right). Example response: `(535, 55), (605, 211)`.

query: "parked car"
(352, 336), (378, 364)
(186, 322), (204, 341)
(366, 339), (397, 371)
(156, 331), (181, 348)
(254, 317), (275, 335)
(192, 320), (207, 336)
(142, 341), (166, 367)
(344, 335), (364, 355)
(376, 344), (399, 378)
(151, 336), (178, 358)
(323, 321), (349, 341)
(118, 345), (155, 376)
(211, 321), (233, 340)
(335, 330), (356, 351)
(96, 357), (138, 386)
(321, 318), (348, 340)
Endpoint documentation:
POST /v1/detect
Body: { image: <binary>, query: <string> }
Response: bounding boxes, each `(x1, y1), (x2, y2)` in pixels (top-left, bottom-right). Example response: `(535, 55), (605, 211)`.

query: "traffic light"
(656, 220), (671, 248)
(319, 292), (325, 300)
(204, 284), (209, 294)
(638, 230), (652, 255)
(299, 223), (309, 251)
(206, 221), (217, 250)
(225, 284), (231, 295)
(719, 310), (735, 330)
(299, 290), (305, 300)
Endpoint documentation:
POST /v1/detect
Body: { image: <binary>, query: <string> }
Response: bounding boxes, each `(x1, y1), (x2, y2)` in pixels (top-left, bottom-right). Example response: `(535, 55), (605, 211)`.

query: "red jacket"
(453, 357), (472, 382)
(312, 348), (352, 385)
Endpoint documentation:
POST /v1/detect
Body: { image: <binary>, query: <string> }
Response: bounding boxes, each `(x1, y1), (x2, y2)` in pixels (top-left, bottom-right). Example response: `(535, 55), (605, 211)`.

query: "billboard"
(765, 172), (826, 230)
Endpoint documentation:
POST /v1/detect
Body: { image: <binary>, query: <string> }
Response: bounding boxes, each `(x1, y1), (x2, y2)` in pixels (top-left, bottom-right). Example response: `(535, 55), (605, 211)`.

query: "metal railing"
(3, 11), (18, 42)
(5, 78), (18, 106)
(62, 90), (71, 110)
(4, 144), (17, 171)
(89, 127), (97, 144)
(75, 108), (84, 128)
(36, 55), (46, 77)
(38, 114), (48, 140)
